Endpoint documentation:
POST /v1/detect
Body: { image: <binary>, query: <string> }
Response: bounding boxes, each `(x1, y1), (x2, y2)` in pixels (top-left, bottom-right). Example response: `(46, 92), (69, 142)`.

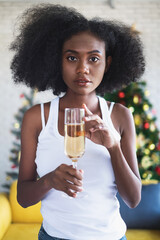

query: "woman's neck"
(60, 91), (100, 114)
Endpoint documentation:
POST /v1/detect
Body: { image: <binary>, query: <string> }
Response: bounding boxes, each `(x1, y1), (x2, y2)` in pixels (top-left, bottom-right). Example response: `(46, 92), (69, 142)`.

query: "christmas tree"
(104, 81), (160, 182)
(3, 89), (36, 191)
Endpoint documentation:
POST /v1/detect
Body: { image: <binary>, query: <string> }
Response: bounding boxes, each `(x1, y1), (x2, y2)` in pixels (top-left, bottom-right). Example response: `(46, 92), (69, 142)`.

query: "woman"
(10, 4), (145, 240)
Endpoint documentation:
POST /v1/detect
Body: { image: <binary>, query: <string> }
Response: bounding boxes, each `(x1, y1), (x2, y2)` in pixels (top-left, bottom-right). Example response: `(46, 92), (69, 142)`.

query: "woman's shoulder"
(108, 101), (133, 135)
(24, 102), (50, 118)
(22, 102), (51, 135)
(24, 104), (41, 120)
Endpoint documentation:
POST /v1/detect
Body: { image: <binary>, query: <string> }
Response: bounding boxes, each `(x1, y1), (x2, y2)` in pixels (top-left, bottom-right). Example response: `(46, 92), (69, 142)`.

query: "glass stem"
(72, 159), (77, 169)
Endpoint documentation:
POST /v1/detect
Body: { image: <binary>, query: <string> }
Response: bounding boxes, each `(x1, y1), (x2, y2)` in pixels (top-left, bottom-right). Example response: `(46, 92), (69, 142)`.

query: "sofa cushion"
(0, 194), (12, 239)
(9, 181), (43, 223)
(126, 229), (160, 240)
(117, 183), (160, 229)
(2, 223), (41, 240)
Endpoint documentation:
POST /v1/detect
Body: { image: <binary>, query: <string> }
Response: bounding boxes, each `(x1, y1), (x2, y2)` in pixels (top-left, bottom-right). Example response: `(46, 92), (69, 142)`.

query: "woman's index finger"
(82, 103), (93, 116)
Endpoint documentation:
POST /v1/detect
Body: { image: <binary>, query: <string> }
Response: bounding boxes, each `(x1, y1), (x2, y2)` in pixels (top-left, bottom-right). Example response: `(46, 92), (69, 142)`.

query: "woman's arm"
(109, 103), (141, 208)
(83, 103), (141, 208)
(17, 105), (83, 208)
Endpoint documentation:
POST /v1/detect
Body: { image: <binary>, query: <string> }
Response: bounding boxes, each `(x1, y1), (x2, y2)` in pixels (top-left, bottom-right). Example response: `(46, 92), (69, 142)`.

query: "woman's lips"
(74, 78), (91, 87)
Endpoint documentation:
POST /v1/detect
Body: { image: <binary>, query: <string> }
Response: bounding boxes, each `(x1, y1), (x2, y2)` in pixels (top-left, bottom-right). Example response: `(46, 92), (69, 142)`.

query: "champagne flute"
(64, 108), (87, 198)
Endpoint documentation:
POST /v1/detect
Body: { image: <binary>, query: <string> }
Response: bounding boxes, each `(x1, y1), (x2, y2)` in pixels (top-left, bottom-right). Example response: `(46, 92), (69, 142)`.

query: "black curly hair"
(10, 4), (145, 95)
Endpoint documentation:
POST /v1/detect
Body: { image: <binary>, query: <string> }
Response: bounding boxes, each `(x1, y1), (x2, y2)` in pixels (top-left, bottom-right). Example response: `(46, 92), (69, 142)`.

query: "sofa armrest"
(0, 193), (12, 240)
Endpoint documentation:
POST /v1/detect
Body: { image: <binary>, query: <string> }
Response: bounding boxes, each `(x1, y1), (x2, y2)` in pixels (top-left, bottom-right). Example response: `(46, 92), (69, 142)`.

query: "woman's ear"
(105, 56), (112, 73)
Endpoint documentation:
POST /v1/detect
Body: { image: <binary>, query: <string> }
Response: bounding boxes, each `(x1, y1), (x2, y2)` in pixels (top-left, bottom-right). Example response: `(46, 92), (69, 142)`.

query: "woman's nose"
(76, 61), (89, 74)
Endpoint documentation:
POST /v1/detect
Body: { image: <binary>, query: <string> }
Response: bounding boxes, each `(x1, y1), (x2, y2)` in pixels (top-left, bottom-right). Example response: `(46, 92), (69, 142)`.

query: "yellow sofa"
(0, 181), (160, 240)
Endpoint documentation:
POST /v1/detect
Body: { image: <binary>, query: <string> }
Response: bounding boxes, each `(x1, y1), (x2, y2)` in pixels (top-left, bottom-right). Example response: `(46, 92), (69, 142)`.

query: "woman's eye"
(67, 56), (77, 61)
(89, 57), (99, 62)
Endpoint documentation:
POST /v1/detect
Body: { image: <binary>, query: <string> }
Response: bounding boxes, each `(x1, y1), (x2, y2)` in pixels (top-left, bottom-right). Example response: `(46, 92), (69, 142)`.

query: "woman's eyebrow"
(64, 49), (102, 54)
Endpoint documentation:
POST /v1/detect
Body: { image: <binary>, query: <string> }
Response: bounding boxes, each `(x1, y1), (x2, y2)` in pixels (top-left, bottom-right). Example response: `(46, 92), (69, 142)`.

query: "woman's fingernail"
(79, 169), (84, 175)
(78, 187), (84, 192)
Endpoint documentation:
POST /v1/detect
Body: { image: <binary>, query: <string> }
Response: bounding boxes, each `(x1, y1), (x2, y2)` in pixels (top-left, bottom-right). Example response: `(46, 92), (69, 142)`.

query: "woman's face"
(62, 31), (107, 96)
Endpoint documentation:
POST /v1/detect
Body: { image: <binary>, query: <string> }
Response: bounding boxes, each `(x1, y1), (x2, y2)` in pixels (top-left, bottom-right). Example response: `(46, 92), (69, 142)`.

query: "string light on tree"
(145, 90), (150, 97)
(144, 148), (150, 155)
(143, 104), (149, 111)
(129, 106), (134, 113)
(147, 113), (152, 120)
(133, 94), (141, 104)
(134, 114), (142, 126)
(14, 122), (20, 129)
(151, 153), (159, 164)
(150, 123), (156, 132)
(149, 143), (155, 151)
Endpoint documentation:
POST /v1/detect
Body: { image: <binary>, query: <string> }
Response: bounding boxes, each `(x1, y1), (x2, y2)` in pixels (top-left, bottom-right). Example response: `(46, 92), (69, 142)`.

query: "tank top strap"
(98, 96), (121, 141)
(47, 97), (59, 128)
(98, 96), (109, 123)
(108, 102), (115, 116)
(40, 97), (59, 131)
(40, 103), (45, 130)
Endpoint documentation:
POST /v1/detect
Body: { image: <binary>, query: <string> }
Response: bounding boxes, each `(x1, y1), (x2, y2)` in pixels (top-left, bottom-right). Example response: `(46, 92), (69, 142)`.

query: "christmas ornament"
(144, 90), (150, 97)
(20, 94), (24, 98)
(23, 100), (30, 106)
(142, 171), (152, 180)
(147, 113), (152, 120)
(136, 133), (144, 148)
(155, 166), (160, 176)
(144, 148), (150, 155)
(14, 122), (20, 129)
(134, 114), (142, 126)
(151, 153), (159, 164)
(133, 94), (141, 104)
(118, 91), (125, 98)
(149, 143), (155, 150)
(6, 176), (11, 181)
(129, 106), (134, 113)
(152, 109), (156, 115)
(143, 122), (150, 129)
(11, 164), (17, 169)
(142, 172), (147, 179)
(150, 123), (156, 132)
(143, 104), (149, 111)
(141, 156), (152, 169)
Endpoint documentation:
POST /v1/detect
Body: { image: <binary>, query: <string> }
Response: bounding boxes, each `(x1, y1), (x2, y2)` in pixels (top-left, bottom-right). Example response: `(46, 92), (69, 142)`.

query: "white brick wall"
(0, 0), (160, 191)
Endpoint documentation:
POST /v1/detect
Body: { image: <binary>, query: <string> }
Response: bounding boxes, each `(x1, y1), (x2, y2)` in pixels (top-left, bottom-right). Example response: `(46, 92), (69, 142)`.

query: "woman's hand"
(48, 164), (83, 198)
(83, 104), (119, 149)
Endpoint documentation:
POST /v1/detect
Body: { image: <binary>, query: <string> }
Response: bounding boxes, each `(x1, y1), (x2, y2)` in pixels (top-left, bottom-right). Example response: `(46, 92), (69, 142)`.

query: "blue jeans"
(38, 225), (127, 240)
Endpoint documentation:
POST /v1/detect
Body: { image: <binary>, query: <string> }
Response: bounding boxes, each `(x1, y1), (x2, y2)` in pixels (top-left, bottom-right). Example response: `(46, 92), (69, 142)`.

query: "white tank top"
(35, 96), (126, 240)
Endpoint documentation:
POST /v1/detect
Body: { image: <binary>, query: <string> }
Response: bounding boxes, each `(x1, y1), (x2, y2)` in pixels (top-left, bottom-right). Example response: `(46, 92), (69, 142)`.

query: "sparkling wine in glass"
(64, 108), (85, 168)
(64, 108), (87, 198)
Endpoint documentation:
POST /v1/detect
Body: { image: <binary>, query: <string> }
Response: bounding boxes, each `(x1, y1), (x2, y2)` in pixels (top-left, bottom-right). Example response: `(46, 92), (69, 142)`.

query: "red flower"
(155, 166), (160, 176)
